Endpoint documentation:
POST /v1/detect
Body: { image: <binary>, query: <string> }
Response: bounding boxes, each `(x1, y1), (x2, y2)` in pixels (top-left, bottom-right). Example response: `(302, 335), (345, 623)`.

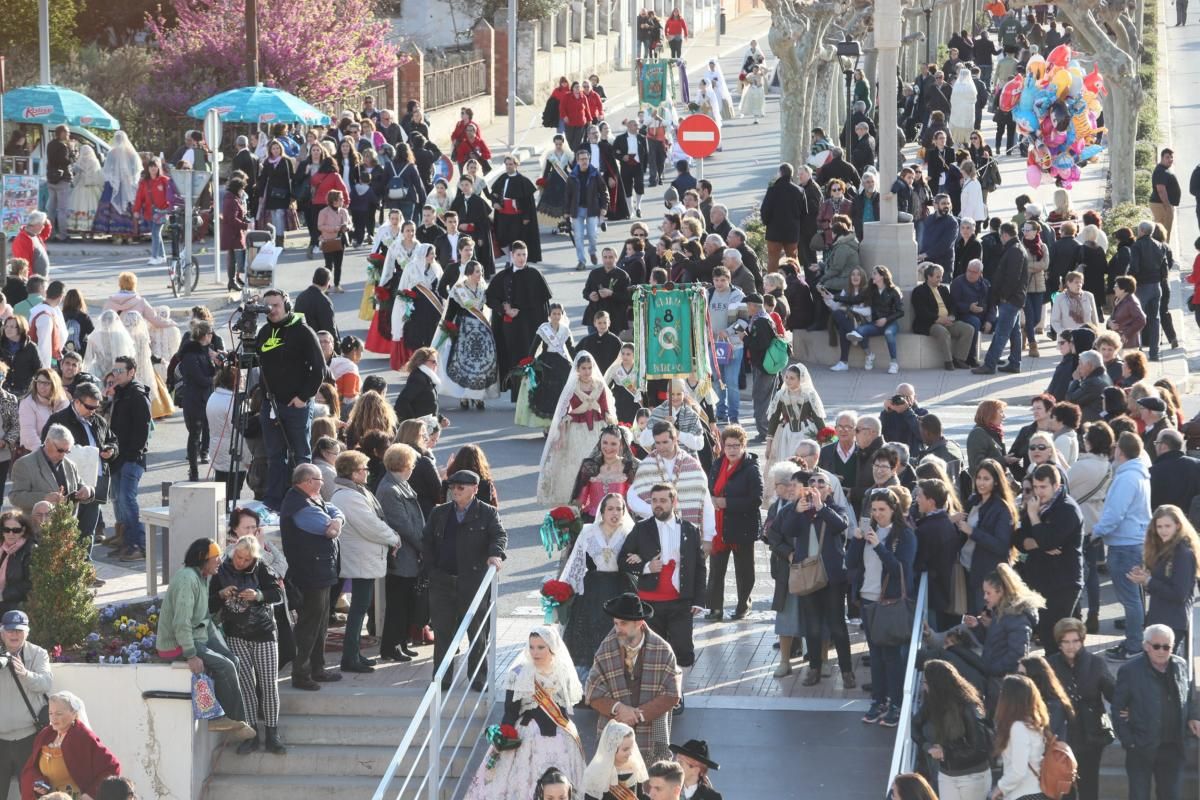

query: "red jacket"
(21, 722), (121, 799)
(664, 16), (688, 37)
(559, 92), (591, 126)
(453, 135), (492, 167)
(132, 175), (172, 222)
(310, 171), (349, 207)
(10, 225), (50, 266)
(1190, 254), (1200, 305)
(551, 85), (572, 105)
(582, 90), (604, 121)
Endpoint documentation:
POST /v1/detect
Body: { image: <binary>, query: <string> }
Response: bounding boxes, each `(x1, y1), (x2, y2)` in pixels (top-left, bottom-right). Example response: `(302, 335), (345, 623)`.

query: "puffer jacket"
(330, 477), (401, 579)
(975, 605), (1037, 676)
(208, 557), (282, 642)
(819, 234), (862, 291)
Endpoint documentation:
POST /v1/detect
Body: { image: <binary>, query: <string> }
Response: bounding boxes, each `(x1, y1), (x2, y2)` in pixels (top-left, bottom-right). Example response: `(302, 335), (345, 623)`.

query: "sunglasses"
(1, 527), (23, 534)
(1149, 643), (1173, 652)
(80, 402), (99, 411)
(1028, 444), (1049, 452)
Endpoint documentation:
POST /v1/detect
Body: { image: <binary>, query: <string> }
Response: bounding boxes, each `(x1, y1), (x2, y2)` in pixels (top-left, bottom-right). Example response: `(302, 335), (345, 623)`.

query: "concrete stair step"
(277, 685), (427, 717)
(204, 775), (388, 800)
(276, 714), (487, 753)
(212, 742), (471, 778)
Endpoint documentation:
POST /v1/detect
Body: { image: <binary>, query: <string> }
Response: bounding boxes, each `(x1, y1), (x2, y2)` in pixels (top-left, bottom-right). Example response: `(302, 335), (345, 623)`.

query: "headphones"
(264, 288), (292, 314)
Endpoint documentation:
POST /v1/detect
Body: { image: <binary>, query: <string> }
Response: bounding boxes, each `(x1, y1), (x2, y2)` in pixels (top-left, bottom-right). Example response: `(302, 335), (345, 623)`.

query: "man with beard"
(619, 483), (706, 715)
(485, 241), (552, 399)
(450, 176), (496, 278)
(489, 156), (542, 266)
(586, 592), (681, 762)
(919, 194), (959, 274)
(613, 118), (648, 218)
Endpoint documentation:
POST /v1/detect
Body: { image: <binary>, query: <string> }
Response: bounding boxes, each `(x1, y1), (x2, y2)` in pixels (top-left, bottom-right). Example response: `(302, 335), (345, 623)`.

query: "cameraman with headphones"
(254, 288), (326, 511)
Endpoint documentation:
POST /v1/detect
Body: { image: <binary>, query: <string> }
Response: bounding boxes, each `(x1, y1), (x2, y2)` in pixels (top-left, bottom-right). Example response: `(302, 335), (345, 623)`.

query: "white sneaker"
(864, 353), (876, 370)
(830, 361), (849, 372)
(846, 331), (864, 343)
(888, 361), (899, 374)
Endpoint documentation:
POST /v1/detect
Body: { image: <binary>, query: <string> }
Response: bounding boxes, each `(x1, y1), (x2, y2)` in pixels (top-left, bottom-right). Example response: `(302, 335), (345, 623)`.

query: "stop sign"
(676, 114), (721, 159)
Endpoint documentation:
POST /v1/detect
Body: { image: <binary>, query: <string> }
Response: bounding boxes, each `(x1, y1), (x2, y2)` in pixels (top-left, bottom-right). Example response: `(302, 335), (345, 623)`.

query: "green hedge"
(1134, 169), (1153, 204)
(1138, 103), (1159, 141)
(1102, 202), (1151, 256)
(1135, 141), (1156, 169)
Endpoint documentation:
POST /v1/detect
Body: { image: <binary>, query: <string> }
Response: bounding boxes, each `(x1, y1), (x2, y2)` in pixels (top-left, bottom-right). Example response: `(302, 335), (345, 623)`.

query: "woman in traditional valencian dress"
(559, 493), (635, 675)
(368, 219), (419, 357)
(570, 425), (637, 522)
(537, 351), (616, 505)
(392, 242), (443, 371)
(516, 304), (575, 431)
(92, 131), (141, 242)
(582, 720), (649, 800)
(537, 134), (574, 231)
(437, 259), (499, 409)
(122, 310), (173, 419)
(763, 363), (826, 476)
(604, 343), (641, 426)
(463, 626), (586, 800)
(363, 209), (404, 324)
(67, 145), (104, 236)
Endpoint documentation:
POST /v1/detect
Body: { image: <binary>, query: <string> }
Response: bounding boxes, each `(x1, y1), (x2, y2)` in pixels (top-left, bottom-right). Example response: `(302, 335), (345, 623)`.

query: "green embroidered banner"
(641, 61), (668, 107)
(641, 288), (694, 379)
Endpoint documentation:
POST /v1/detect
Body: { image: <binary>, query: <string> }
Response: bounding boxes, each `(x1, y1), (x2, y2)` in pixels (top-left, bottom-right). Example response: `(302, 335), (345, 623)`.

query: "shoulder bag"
(9, 649), (48, 730)
(788, 523), (829, 596)
(863, 561), (916, 647)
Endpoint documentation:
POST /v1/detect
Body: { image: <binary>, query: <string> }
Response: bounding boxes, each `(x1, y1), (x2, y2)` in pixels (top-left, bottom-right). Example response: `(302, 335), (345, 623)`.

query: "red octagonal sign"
(677, 113), (721, 159)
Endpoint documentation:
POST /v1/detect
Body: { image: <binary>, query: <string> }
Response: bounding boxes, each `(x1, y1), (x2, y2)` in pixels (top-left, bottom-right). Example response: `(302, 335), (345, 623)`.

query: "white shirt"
(623, 132), (640, 162)
(649, 516), (682, 591)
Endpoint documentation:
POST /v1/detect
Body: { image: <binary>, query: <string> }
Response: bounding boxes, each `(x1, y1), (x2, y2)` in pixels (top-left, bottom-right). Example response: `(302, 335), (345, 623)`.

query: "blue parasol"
(186, 85), (331, 125)
(1, 84), (121, 130)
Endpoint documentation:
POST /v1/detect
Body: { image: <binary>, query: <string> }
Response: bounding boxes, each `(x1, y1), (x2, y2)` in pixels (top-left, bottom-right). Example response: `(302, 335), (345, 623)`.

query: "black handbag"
(864, 562), (916, 647)
(268, 186), (290, 202)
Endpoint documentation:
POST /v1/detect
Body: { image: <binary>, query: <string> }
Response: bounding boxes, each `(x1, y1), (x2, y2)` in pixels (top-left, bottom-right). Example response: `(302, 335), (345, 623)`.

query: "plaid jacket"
(585, 626), (680, 761)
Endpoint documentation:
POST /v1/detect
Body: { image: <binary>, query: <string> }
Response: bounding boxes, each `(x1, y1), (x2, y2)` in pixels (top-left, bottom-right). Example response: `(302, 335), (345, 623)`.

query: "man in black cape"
(489, 156), (543, 265)
(484, 241), (552, 399)
(450, 176), (496, 278)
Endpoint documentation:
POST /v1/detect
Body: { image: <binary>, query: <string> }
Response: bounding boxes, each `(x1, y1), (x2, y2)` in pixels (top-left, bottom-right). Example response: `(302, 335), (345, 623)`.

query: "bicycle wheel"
(168, 258), (182, 298)
(183, 256), (200, 294)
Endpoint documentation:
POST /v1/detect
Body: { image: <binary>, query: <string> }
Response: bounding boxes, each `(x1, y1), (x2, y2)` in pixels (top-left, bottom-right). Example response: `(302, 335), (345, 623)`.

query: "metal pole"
(206, 109), (222, 286)
(245, 0), (260, 87)
(714, 2), (720, 45)
(183, 189), (194, 295)
(924, 11), (932, 64)
(427, 689), (441, 800)
(0, 56), (7, 272)
(631, 0), (638, 87)
(38, 0), (50, 84)
(487, 574), (499, 695)
(698, 157), (704, 180)
(508, 0), (518, 148)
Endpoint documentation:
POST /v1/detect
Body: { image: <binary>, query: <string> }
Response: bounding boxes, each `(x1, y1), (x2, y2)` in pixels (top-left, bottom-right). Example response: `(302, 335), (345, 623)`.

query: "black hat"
(1137, 396), (1166, 414)
(669, 739), (719, 770)
(745, 292), (764, 304)
(603, 592), (654, 621)
(447, 469), (481, 486)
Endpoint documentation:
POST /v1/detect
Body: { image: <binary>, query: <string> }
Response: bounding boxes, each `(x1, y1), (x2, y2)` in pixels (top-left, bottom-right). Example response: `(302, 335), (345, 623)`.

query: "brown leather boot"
(1029, 339), (1040, 358)
(103, 522), (125, 549)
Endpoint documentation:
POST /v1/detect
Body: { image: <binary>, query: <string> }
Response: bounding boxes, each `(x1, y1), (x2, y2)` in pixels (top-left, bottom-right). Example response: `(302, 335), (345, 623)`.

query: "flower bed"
(54, 600), (166, 665)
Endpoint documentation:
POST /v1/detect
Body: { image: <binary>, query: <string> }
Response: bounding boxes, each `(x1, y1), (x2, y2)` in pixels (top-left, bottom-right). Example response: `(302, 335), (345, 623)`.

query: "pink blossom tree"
(144, 0), (399, 114)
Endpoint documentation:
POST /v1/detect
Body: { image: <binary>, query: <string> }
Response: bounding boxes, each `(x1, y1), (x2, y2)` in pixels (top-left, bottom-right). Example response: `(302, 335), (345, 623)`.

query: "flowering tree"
(144, 0), (399, 114)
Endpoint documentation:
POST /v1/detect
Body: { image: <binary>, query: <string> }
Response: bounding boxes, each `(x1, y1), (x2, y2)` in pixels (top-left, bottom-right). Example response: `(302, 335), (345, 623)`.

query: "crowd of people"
(6, 2), (1200, 799)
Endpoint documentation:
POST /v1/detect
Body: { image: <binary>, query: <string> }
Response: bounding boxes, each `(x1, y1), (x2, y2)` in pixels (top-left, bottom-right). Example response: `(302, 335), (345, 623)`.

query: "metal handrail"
(373, 565), (500, 800)
(885, 573), (930, 793)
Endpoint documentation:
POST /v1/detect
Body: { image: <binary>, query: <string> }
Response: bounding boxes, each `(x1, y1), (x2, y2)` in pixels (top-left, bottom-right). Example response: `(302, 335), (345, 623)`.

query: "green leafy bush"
(1135, 141), (1156, 169)
(27, 502), (99, 652)
(1103, 201), (1150, 256)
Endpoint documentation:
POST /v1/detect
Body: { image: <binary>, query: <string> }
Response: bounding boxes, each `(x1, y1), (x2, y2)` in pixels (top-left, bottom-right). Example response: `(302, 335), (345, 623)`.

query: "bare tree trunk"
(1105, 77), (1140, 204)
(766, 0), (841, 166)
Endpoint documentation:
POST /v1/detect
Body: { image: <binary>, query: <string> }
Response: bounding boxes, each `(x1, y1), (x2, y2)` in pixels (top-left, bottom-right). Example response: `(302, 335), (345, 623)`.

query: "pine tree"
(27, 502), (98, 652)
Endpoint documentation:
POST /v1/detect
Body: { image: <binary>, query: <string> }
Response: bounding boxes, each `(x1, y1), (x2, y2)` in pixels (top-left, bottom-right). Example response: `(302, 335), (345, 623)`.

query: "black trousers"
(292, 586), (331, 680)
(306, 203), (325, 249)
(647, 598), (695, 667)
(184, 406), (205, 477)
(1075, 744), (1104, 800)
(1160, 281), (1179, 346)
(668, 36), (683, 58)
(1037, 584), (1081, 657)
(323, 248), (346, 287)
(706, 544), (755, 612)
(801, 582), (853, 674)
(647, 141), (667, 186)
(429, 569), (489, 684)
(0, 733), (35, 799)
(214, 469), (246, 505)
(620, 160), (645, 200)
(381, 574), (420, 653)
(351, 208), (375, 245)
(565, 126), (587, 152)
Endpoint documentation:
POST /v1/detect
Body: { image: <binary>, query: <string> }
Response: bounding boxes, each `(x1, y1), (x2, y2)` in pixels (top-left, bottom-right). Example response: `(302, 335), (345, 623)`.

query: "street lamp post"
(923, 0), (933, 65)
(836, 36), (862, 152)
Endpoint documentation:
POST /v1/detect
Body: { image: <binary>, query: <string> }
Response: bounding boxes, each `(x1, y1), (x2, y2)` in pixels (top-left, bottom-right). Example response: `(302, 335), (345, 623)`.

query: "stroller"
(245, 224), (280, 287)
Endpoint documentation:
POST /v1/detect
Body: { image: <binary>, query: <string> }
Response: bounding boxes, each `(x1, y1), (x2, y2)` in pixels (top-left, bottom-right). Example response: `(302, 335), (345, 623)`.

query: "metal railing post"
(487, 573), (499, 690)
(428, 688), (442, 800)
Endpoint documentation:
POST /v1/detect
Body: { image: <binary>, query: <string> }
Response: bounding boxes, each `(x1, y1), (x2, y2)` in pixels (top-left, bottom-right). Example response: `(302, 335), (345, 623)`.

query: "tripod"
(222, 334), (295, 513)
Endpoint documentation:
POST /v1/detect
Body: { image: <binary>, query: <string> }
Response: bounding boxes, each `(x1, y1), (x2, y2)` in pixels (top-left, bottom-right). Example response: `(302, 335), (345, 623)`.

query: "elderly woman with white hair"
(209, 532), (288, 755)
(20, 690), (121, 798)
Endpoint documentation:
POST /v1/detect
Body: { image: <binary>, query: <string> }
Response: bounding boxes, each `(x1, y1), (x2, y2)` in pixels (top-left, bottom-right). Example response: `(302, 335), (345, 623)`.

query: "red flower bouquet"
(536, 177), (547, 188)
(518, 357), (534, 367)
(541, 579), (574, 604)
(401, 289), (419, 300)
(440, 320), (460, 339)
(816, 426), (838, 446)
(549, 506), (578, 526)
(374, 286), (391, 302)
(367, 252), (386, 266)
(483, 723), (522, 768)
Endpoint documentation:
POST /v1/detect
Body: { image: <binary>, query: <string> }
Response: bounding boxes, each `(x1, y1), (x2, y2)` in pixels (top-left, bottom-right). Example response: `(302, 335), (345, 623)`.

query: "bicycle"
(164, 208), (200, 297)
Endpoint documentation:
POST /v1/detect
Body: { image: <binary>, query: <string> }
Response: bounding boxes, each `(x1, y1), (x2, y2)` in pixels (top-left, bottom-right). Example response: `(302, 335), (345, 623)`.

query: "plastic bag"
(192, 673), (224, 720)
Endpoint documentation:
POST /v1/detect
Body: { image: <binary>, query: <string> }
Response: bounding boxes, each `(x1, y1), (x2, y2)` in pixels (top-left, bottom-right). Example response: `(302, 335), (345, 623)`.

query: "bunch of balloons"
(998, 44), (1107, 188)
